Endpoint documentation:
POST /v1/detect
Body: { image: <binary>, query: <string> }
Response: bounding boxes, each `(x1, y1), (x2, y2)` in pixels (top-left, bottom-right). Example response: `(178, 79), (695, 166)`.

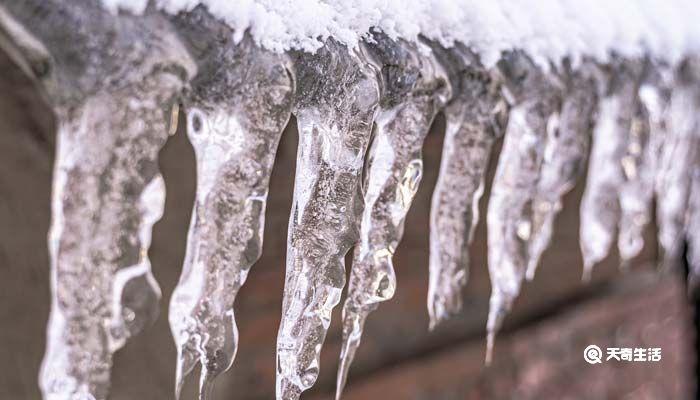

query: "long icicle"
(656, 58), (700, 272)
(579, 60), (645, 280)
(30, 7), (196, 399)
(427, 43), (507, 328)
(486, 52), (562, 363)
(336, 32), (449, 399)
(524, 62), (598, 280)
(276, 39), (379, 400)
(167, 9), (295, 399)
(617, 65), (654, 266)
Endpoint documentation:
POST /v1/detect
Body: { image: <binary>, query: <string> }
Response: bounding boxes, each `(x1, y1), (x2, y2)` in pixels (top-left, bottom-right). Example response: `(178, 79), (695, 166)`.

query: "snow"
(101, 0), (700, 68)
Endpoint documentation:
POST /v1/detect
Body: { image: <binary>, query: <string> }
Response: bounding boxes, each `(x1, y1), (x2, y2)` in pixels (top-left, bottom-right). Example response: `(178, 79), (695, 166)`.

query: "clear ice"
(167, 10), (294, 399)
(36, 11), (194, 400)
(656, 58), (700, 273)
(524, 63), (598, 280)
(335, 33), (449, 398)
(427, 44), (507, 328)
(276, 39), (379, 400)
(579, 60), (646, 280)
(486, 52), (562, 362)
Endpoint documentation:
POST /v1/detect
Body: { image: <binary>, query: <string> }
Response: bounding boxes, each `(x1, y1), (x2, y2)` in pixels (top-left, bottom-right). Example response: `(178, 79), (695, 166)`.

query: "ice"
(687, 170), (700, 289)
(3, 3), (198, 399)
(41, 50), (192, 400)
(276, 39), (379, 400)
(617, 70), (654, 266)
(335, 32), (449, 398)
(579, 60), (646, 280)
(427, 43), (508, 328)
(524, 62), (598, 280)
(167, 9), (294, 399)
(486, 52), (562, 362)
(656, 58), (700, 272)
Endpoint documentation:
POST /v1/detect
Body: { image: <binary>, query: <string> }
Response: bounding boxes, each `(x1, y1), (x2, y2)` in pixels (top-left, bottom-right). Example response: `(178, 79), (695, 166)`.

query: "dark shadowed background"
(0, 46), (695, 399)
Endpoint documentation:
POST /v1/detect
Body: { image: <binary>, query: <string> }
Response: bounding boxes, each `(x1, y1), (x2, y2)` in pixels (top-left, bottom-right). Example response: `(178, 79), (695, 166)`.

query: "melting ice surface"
(524, 63), (598, 281)
(167, 10), (294, 399)
(427, 43), (507, 328)
(655, 59), (700, 272)
(22, 3), (196, 399)
(579, 60), (647, 280)
(659, 58), (700, 279)
(276, 39), (379, 400)
(2, 0), (700, 398)
(43, 89), (171, 400)
(485, 52), (563, 362)
(336, 32), (449, 398)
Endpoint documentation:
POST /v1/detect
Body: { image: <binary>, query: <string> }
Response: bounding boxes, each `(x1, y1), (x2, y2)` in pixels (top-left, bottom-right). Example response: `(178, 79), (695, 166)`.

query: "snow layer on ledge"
(106, 0), (700, 68)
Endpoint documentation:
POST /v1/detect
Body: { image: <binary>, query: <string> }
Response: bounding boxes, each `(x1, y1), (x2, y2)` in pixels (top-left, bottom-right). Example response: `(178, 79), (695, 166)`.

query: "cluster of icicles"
(4, 4), (700, 400)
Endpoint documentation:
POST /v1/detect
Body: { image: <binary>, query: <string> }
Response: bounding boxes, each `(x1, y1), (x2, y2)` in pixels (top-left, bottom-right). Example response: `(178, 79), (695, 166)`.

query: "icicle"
(579, 60), (645, 280)
(427, 43), (507, 328)
(524, 62), (598, 280)
(38, 26), (194, 400)
(167, 10), (295, 399)
(486, 52), (562, 363)
(1, 3), (199, 398)
(335, 32), (449, 398)
(276, 39), (379, 400)
(617, 72), (654, 265)
(687, 173), (700, 290)
(656, 58), (700, 271)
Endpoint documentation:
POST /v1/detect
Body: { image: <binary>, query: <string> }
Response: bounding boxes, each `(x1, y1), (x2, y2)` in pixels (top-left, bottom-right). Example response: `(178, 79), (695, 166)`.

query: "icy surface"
(103, 0), (700, 68)
(427, 43), (507, 328)
(659, 58), (700, 272)
(167, 10), (294, 399)
(579, 61), (646, 280)
(486, 52), (562, 362)
(276, 40), (379, 400)
(687, 171), (700, 288)
(524, 63), (598, 280)
(41, 59), (191, 400)
(23, 5), (196, 399)
(336, 32), (449, 398)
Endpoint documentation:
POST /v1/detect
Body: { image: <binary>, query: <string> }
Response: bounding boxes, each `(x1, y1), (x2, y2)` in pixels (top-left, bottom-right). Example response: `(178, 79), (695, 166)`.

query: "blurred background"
(0, 43), (696, 399)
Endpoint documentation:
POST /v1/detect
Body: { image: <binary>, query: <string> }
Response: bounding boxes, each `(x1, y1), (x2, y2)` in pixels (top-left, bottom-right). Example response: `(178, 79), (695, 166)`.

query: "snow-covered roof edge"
(104, 0), (700, 68)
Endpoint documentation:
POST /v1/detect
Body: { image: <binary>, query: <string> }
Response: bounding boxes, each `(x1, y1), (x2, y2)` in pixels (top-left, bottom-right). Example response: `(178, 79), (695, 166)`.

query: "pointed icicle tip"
(485, 331), (495, 366)
(581, 262), (593, 283)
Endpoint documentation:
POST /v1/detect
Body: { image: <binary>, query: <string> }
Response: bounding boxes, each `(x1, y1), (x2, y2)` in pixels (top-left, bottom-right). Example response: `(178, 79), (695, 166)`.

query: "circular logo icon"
(584, 345), (603, 364)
